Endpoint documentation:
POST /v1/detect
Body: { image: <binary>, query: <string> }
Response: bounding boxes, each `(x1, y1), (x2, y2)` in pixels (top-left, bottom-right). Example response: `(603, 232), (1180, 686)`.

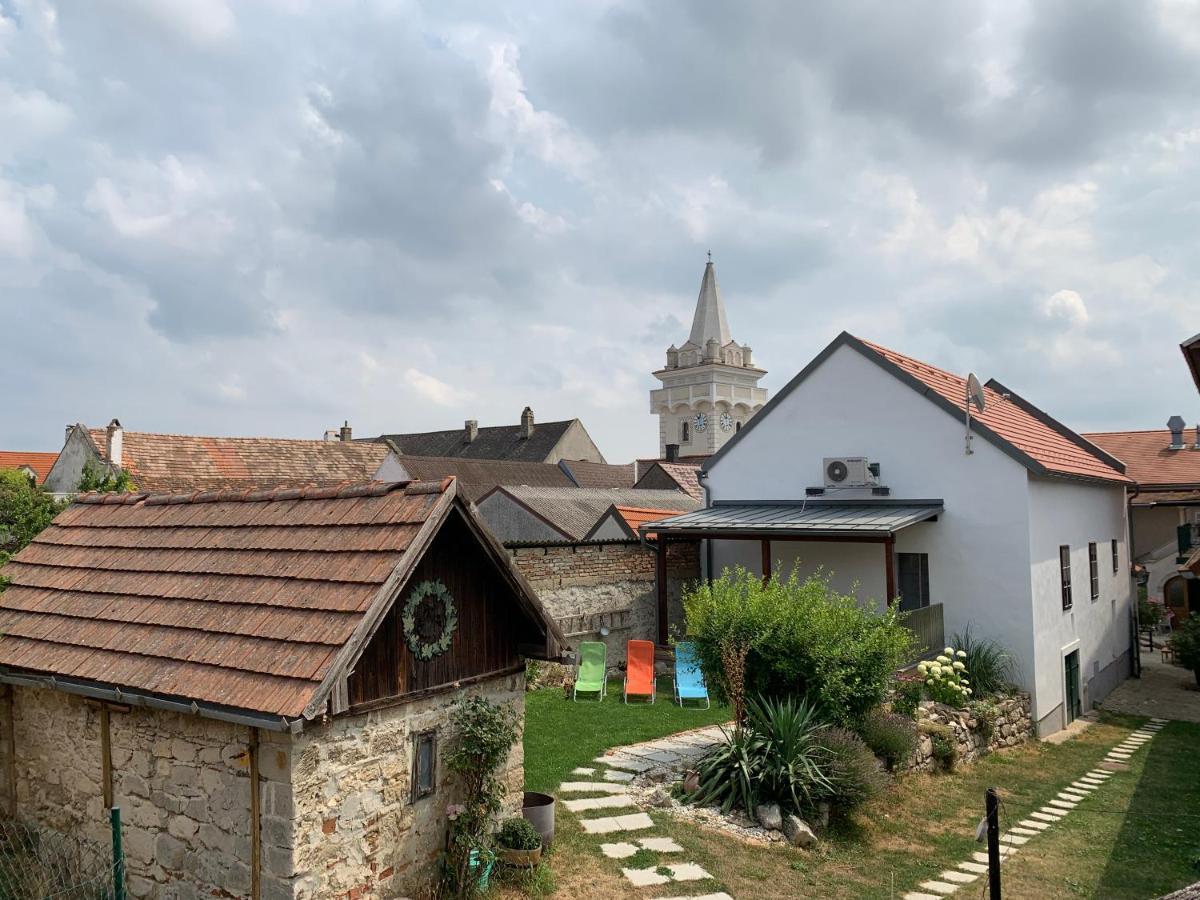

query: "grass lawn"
(512, 694), (1200, 899)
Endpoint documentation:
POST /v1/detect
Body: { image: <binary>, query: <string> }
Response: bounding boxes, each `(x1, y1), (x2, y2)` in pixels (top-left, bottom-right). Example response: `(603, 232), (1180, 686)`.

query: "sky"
(2, 0), (1200, 463)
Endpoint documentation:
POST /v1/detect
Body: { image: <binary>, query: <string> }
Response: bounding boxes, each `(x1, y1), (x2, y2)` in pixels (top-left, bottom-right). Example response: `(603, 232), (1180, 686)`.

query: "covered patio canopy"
(640, 498), (944, 642)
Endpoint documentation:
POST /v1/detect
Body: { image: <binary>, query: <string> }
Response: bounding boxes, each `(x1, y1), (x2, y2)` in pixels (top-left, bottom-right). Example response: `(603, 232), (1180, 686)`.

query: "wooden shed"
(0, 478), (564, 899)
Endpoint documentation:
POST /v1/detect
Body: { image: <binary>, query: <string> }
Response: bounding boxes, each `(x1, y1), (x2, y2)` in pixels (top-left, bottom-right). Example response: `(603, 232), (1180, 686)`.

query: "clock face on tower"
(719, 412), (734, 432)
(693, 412), (708, 432)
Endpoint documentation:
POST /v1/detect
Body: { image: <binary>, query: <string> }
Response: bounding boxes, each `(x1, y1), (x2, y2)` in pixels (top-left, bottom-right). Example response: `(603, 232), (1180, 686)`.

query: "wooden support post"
(761, 539), (772, 583)
(985, 787), (1002, 898)
(656, 538), (669, 645)
(100, 705), (113, 811)
(249, 727), (262, 900)
(884, 535), (897, 606)
(2, 685), (15, 817)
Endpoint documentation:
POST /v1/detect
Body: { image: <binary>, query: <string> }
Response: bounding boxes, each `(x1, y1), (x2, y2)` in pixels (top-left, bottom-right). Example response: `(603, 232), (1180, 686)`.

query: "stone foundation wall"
(289, 672), (525, 900)
(510, 541), (700, 665)
(903, 694), (1033, 773)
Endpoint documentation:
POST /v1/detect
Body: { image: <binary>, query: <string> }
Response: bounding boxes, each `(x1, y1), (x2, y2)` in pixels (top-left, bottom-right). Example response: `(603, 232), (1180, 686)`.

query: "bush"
(917, 648), (971, 707)
(952, 628), (1017, 698)
(683, 568), (914, 726)
(689, 694), (832, 815)
(891, 676), (924, 718)
(494, 817), (541, 851)
(1172, 617), (1200, 687)
(818, 727), (887, 812)
(858, 709), (917, 769)
(930, 731), (958, 770)
(967, 699), (1000, 741)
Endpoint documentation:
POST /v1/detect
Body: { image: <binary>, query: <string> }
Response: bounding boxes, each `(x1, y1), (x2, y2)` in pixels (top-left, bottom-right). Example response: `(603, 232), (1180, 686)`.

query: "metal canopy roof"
(639, 499), (943, 539)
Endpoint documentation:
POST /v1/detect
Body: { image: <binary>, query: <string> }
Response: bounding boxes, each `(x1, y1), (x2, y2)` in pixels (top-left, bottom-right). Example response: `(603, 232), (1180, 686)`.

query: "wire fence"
(0, 817), (124, 900)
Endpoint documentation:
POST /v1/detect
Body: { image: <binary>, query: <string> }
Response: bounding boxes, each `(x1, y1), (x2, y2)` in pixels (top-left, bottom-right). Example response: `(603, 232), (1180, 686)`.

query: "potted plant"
(495, 816), (543, 867)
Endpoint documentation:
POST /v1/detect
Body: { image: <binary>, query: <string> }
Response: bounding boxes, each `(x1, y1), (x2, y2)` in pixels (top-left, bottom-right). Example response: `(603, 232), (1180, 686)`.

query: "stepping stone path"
(901, 718), (1168, 899)
(562, 725), (728, 894)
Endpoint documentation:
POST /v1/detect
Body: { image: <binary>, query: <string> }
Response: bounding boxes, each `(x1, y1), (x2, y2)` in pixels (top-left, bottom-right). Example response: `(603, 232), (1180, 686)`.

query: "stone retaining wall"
(903, 693), (1033, 773)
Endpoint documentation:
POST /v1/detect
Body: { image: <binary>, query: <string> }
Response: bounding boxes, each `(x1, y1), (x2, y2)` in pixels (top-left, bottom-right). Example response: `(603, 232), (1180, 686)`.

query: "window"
(897, 553), (930, 612)
(1111, 539), (1119, 574)
(1088, 542), (1099, 601)
(411, 730), (437, 801)
(1059, 545), (1073, 610)
(680, 420), (690, 444)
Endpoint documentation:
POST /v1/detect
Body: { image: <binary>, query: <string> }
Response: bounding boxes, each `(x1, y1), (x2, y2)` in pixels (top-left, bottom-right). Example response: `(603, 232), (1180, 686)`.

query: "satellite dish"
(966, 373), (986, 412)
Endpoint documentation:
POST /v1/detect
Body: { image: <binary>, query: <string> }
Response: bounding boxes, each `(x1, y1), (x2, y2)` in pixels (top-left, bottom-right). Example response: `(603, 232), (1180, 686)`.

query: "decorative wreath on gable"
(402, 579), (458, 661)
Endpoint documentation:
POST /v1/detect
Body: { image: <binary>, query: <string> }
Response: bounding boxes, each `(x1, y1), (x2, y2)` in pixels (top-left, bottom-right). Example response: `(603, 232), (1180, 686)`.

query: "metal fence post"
(985, 787), (1002, 899)
(111, 806), (126, 900)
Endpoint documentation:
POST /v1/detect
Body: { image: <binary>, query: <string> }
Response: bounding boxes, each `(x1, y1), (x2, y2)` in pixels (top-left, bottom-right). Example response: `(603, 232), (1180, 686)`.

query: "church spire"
(687, 257), (732, 348)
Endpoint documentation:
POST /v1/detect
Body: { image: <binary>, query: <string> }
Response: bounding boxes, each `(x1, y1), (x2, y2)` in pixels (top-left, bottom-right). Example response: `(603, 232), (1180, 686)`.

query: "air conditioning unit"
(823, 457), (874, 488)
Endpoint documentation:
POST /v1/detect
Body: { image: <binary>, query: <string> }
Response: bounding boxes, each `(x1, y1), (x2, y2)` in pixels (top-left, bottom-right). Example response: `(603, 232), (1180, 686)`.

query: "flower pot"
(521, 791), (555, 848)
(498, 846), (543, 868)
(468, 849), (494, 891)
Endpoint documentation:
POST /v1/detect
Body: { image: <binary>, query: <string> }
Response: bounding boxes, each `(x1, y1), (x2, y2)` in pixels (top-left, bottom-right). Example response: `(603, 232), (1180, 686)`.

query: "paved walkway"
(902, 718), (1168, 900)
(1102, 654), (1200, 723)
(560, 725), (731, 900)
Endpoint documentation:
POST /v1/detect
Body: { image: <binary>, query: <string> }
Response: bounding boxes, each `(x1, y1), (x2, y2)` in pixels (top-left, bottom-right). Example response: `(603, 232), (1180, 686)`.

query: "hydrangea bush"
(917, 647), (971, 707)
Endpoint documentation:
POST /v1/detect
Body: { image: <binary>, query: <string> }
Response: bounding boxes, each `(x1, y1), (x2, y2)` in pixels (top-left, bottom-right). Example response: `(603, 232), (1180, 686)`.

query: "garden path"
(1102, 654), (1200, 723)
(901, 718), (1168, 900)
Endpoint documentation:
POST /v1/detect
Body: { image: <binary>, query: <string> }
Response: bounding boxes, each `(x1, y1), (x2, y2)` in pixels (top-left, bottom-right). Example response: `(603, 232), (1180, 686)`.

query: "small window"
(411, 730), (437, 801)
(1111, 539), (1119, 575)
(897, 552), (930, 611)
(1060, 545), (1073, 611)
(680, 421), (690, 444)
(1088, 542), (1099, 601)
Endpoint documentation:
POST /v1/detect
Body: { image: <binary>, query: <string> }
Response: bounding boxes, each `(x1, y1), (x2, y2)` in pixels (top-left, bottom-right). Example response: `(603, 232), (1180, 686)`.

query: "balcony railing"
(900, 602), (944, 666)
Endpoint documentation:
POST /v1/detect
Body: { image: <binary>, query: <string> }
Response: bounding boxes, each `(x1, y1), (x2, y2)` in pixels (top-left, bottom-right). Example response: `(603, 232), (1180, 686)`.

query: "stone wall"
(510, 540), (700, 665)
(903, 694), (1033, 774)
(289, 671), (525, 899)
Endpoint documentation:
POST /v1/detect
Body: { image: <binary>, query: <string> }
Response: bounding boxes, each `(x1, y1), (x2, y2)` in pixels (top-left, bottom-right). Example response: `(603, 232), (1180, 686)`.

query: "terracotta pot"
(498, 846), (542, 867)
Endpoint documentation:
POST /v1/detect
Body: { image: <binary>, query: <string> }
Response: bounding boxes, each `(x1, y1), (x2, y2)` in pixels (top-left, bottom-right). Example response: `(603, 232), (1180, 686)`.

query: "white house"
(646, 332), (1134, 736)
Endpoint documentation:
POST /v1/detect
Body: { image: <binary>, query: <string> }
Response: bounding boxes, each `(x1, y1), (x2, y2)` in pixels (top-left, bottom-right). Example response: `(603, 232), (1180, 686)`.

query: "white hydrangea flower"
(953, 661), (966, 671)
(936, 655), (950, 664)
(944, 647), (954, 655)
(956, 649), (967, 658)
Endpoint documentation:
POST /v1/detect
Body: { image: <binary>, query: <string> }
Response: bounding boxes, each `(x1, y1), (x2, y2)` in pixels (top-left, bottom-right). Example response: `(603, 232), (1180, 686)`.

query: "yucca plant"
(748, 694), (833, 813)
(952, 628), (1017, 698)
(688, 722), (763, 814)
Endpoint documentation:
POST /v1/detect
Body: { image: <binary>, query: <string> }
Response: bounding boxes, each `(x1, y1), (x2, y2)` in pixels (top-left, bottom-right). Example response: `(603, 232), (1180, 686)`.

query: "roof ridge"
(86, 428), (386, 447)
(1082, 428), (1177, 436)
(382, 419), (577, 438)
(74, 479), (449, 507)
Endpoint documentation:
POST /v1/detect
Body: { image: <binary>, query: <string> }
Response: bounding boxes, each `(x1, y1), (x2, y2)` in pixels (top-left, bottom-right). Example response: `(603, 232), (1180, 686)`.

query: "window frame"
(896, 551), (931, 611)
(1111, 538), (1119, 575)
(1059, 545), (1073, 611)
(680, 420), (690, 444)
(1088, 542), (1099, 602)
(411, 729), (438, 803)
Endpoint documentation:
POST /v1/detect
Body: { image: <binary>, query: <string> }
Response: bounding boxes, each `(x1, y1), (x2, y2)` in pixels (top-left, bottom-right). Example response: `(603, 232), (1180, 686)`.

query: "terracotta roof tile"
(1083, 429), (1200, 487)
(0, 452), (59, 484)
(636, 462), (703, 500)
(393, 456), (575, 501)
(499, 487), (700, 541)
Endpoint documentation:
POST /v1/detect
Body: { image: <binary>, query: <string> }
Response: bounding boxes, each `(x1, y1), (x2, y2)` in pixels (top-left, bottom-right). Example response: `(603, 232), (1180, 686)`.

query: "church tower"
(650, 258), (768, 457)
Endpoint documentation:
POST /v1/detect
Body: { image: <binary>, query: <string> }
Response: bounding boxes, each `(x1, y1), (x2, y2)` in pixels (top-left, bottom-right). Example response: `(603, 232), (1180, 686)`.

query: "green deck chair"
(573, 641), (607, 701)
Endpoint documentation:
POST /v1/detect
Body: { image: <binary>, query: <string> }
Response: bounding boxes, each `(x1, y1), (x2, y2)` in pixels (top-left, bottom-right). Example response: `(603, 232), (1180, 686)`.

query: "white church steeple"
(649, 258), (768, 457)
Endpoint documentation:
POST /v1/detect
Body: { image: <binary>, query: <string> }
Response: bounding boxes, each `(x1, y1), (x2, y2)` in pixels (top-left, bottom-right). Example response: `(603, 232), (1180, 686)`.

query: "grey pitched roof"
(559, 459), (637, 489)
(375, 419), (578, 462)
(495, 487), (700, 541)
(640, 499), (944, 538)
(687, 260), (732, 348)
(393, 456), (575, 502)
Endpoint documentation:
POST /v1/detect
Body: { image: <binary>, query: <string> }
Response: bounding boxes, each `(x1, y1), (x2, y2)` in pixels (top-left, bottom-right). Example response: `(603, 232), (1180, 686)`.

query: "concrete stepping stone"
(1068, 782), (1094, 792)
(595, 755), (654, 773)
(940, 870), (978, 884)
(972, 849), (1015, 864)
(601, 841), (639, 859)
(651, 894), (733, 900)
(1076, 777), (1104, 787)
(957, 861), (989, 874)
(1047, 799), (1076, 810)
(600, 837), (684, 858)
(1107, 751), (1132, 759)
(1000, 834), (1029, 846)
(639, 837), (684, 852)
(571, 766), (596, 775)
(1030, 811), (1062, 823)
(559, 781), (631, 794)
(1008, 827), (1039, 838)
(623, 862), (712, 887)
(1086, 771), (1112, 779)
(579, 813), (654, 834)
(563, 794), (637, 812)
(1058, 791), (1087, 802)
(904, 894), (945, 900)
(1098, 760), (1129, 771)
(918, 880), (960, 894)
(1019, 819), (1050, 831)
(604, 769), (635, 782)
(1150, 717), (1169, 722)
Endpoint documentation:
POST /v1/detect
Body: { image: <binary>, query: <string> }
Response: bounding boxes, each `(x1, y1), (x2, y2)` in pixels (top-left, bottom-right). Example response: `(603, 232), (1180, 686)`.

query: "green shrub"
(495, 817), (541, 851)
(682, 568), (914, 726)
(818, 727), (887, 812)
(891, 677), (924, 718)
(858, 709), (917, 769)
(689, 723), (762, 814)
(952, 628), (1017, 698)
(967, 699), (1000, 741)
(1172, 617), (1200, 687)
(930, 732), (958, 770)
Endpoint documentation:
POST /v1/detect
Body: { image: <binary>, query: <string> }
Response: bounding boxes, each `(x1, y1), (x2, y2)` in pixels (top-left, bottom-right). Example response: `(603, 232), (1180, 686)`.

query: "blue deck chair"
(673, 642), (710, 708)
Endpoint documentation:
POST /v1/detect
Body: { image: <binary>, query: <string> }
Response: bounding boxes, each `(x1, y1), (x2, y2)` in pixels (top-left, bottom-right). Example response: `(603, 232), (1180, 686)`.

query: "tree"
(77, 461), (135, 494)
(1171, 616), (1200, 687)
(0, 469), (65, 579)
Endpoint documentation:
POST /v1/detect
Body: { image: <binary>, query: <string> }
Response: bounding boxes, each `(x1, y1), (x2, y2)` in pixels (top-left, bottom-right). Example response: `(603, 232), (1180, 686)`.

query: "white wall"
(42, 427), (102, 496)
(1027, 477), (1132, 729)
(705, 343), (1038, 703)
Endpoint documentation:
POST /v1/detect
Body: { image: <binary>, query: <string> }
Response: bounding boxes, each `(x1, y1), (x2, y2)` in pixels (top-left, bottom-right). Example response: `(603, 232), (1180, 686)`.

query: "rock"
(646, 787), (673, 808)
(783, 814), (818, 848)
(755, 802), (783, 831)
(682, 771), (700, 794)
(815, 801), (831, 830)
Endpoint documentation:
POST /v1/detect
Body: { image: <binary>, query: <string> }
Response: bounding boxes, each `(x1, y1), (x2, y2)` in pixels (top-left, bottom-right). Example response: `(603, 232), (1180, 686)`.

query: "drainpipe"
(699, 469), (713, 584)
(1128, 481), (1141, 678)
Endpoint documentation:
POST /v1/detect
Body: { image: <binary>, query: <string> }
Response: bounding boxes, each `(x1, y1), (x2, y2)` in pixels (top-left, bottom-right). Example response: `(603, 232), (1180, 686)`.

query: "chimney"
(665, 443), (679, 463)
(1168, 415), (1186, 450)
(339, 421), (352, 442)
(323, 429), (338, 442)
(464, 420), (479, 444)
(105, 419), (123, 468)
(1194, 424), (1200, 450)
(520, 407), (535, 440)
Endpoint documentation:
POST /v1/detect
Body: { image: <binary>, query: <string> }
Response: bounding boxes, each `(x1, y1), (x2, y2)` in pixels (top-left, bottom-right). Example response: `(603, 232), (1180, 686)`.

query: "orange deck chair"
(624, 640), (656, 704)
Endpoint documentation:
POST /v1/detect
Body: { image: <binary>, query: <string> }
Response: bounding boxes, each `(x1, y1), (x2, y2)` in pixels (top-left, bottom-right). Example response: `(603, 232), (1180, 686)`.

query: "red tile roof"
(859, 338), (1129, 484)
(640, 462), (703, 500)
(613, 506), (688, 539)
(86, 429), (390, 493)
(0, 452), (58, 484)
(1083, 430), (1200, 488)
(0, 479), (563, 719)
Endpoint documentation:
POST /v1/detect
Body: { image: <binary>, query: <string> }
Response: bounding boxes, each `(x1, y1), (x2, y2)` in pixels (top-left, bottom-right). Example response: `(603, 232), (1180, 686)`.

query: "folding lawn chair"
(572, 641), (607, 701)
(673, 642), (710, 709)
(624, 640), (656, 704)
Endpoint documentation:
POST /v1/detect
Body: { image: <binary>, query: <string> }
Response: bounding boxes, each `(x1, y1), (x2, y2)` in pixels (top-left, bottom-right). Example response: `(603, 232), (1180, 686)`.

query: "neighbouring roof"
(559, 459), (637, 489)
(608, 505), (692, 540)
(0, 452), (58, 484)
(392, 456), (575, 502)
(635, 462), (703, 500)
(377, 419), (581, 462)
(486, 486), (700, 542)
(1183, 333), (1200, 394)
(85, 428), (390, 493)
(706, 332), (1129, 485)
(640, 499), (944, 539)
(1083, 429), (1200, 488)
(0, 479), (563, 723)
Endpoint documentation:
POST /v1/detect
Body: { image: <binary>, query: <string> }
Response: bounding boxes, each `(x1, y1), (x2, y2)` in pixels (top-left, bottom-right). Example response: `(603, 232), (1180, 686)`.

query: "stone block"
(154, 832), (187, 870)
